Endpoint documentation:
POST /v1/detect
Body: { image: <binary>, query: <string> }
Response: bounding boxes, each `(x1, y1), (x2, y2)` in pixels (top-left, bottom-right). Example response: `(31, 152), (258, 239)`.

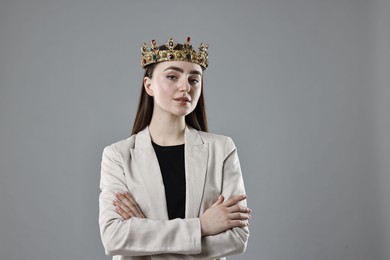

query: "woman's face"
(144, 61), (203, 118)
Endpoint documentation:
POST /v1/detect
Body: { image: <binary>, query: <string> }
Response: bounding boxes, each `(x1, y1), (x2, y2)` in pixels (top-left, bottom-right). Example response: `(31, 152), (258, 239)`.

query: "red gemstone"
(187, 37), (190, 43)
(152, 39), (156, 46)
(169, 54), (174, 59)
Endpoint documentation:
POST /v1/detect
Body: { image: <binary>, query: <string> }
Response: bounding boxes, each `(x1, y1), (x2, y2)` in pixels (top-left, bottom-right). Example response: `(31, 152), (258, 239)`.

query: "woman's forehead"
(156, 61), (202, 73)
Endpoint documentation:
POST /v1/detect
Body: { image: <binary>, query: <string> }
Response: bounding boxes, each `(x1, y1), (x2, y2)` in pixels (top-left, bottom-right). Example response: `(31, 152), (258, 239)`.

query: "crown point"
(151, 40), (157, 50)
(166, 38), (177, 51)
(186, 37), (191, 43)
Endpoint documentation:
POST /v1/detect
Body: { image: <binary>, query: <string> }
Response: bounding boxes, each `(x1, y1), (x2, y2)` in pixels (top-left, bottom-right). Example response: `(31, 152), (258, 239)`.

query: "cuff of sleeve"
(188, 218), (202, 254)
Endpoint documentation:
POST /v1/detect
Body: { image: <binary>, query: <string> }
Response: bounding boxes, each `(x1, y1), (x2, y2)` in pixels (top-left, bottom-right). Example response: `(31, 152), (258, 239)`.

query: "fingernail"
(248, 214), (252, 219)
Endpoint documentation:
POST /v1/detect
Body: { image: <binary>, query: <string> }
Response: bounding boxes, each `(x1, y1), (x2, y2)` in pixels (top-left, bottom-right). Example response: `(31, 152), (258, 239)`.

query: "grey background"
(0, 0), (389, 259)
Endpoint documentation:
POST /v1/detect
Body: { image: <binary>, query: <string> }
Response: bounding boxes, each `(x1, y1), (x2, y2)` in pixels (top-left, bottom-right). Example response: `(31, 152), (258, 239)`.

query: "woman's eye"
(189, 79), (199, 84)
(167, 75), (177, 80)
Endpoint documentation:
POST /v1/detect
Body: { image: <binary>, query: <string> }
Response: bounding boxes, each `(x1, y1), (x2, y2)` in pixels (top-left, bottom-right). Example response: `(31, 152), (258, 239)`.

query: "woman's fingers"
(113, 191), (145, 218)
(222, 194), (247, 207)
(222, 194), (252, 214)
(122, 192), (145, 218)
(210, 195), (224, 207)
(229, 220), (250, 228)
(113, 199), (134, 218)
(227, 204), (252, 214)
(115, 205), (132, 220)
(116, 192), (144, 218)
(230, 212), (252, 220)
(116, 193), (139, 217)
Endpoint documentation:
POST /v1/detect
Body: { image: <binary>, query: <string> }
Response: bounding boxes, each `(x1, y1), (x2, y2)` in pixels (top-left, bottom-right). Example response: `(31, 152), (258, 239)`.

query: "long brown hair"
(131, 59), (208, 135)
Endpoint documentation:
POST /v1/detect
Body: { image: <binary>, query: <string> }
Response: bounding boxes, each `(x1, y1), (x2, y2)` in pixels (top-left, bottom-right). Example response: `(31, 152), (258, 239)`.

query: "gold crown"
(141, 37), (209, 69)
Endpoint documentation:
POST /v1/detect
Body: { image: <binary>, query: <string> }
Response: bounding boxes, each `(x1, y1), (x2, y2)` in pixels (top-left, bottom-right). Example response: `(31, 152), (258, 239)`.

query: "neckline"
(151, 141), (185, 149)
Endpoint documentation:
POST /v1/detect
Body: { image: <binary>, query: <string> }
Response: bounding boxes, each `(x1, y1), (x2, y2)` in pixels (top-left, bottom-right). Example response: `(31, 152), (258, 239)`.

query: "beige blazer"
(99, 126), (249, 260)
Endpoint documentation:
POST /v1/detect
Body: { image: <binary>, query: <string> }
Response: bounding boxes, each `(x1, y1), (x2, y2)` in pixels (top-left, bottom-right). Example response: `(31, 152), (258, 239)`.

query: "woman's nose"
(179, 78), (191, 92)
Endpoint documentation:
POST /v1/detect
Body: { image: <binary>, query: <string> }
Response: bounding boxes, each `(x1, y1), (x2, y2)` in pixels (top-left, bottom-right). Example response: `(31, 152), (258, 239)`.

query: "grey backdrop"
(1, 0), (389, 259)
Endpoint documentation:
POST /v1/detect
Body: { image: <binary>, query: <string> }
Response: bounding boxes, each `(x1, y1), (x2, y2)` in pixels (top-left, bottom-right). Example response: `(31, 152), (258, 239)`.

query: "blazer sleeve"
(153, 137), (250, 260)
(99, 145), (203, 256)
(195, 136), (250, 258)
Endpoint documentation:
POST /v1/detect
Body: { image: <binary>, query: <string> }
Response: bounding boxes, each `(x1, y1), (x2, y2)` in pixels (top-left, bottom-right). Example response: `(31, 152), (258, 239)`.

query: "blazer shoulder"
(198, 131), (236, 153)
(103, 135), (136, 157)
(198, 131), (228, 142)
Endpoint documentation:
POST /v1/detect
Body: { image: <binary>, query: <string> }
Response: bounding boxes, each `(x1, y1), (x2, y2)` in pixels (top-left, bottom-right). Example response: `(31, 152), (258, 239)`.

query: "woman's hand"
(200, 195), (251, 236)
(113, 191), (145, 220)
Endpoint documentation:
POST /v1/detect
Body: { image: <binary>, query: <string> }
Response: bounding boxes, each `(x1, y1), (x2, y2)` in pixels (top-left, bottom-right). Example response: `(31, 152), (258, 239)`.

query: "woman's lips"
(174, 97), (191, 103)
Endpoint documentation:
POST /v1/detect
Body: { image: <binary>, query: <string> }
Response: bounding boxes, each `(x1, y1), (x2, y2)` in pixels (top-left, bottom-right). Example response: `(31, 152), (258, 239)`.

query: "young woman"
(99, 37), (251, 260)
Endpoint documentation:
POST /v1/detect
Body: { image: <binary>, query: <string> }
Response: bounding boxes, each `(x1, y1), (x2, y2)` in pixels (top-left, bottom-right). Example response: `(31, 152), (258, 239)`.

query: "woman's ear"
(143, 77), (154, 96)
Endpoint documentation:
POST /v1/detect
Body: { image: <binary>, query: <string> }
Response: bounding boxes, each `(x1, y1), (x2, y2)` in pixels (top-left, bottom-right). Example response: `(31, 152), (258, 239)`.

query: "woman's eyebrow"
(163, 66), (202, 76)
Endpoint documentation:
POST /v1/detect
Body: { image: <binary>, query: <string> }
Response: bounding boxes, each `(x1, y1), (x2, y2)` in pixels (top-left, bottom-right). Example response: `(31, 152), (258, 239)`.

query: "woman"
(99, 37), (251, 260)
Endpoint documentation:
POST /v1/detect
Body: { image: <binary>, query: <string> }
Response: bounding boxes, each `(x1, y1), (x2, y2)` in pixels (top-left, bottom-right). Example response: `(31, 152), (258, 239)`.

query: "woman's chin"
(172, 108), (195, 117)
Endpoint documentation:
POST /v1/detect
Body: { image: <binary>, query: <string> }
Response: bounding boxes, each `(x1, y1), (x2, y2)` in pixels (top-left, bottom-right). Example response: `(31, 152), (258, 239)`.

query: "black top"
(152, 141), (186, 219)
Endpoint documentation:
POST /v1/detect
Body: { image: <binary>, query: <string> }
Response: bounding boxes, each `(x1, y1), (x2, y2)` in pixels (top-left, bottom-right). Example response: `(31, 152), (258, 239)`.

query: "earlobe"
(144, 77), (154, 96)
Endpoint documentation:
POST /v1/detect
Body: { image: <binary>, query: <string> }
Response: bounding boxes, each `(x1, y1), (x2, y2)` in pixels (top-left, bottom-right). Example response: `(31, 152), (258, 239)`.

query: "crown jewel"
(141, 37), (209, 69)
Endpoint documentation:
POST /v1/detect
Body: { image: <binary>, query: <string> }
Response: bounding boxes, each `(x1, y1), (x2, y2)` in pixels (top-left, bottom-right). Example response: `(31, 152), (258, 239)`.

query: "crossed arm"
(113, 192), (251, 237)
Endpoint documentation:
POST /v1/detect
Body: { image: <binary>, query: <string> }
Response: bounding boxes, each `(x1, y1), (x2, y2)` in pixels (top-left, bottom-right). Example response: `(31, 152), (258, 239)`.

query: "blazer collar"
(131, 125), (208, 219)
(133, 125), (204, 148)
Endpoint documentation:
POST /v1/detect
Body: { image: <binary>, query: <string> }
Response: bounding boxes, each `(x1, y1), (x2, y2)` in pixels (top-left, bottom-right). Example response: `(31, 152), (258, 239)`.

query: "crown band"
(141, 37), (209, 69)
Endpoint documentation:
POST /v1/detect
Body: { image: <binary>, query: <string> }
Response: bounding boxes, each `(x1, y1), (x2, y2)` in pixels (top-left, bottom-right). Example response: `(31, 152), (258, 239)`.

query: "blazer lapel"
(185, 126), (209, 218)
(130, 127), (169, 220)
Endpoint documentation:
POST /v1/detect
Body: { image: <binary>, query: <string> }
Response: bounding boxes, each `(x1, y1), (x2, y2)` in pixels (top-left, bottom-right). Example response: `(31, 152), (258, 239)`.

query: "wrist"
(200, 217), (206, 237)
